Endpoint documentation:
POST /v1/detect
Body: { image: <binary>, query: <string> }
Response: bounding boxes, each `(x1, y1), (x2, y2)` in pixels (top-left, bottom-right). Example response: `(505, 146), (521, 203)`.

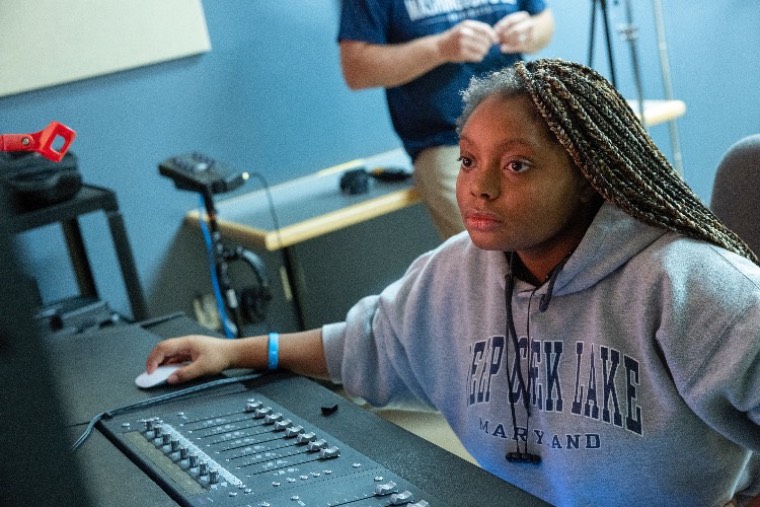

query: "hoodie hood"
(507, 201), (669, 301)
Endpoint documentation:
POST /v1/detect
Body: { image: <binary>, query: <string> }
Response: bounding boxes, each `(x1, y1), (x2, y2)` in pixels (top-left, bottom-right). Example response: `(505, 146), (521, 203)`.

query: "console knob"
(284, 425), (304, 438)
(375, 481), (397, 496)
(306, 439), (327, 452)
(264, 413), (283, 425)
(253, 407), (272, 419)
(274, 419), (293, 431)
(390, 491), (413, 505)
(319, 446), (340, 460)
(296, 432), (316, 444)
(245, 400), (262, 412)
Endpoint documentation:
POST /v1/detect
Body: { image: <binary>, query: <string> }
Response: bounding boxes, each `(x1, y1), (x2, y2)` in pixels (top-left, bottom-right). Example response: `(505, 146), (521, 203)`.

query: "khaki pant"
(413, 144), (465, 239)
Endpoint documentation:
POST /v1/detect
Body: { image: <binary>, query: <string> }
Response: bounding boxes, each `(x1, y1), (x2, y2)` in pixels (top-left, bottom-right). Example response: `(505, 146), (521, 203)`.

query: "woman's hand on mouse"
(146, 329), (329, 384)
(145, 335), (235, 384)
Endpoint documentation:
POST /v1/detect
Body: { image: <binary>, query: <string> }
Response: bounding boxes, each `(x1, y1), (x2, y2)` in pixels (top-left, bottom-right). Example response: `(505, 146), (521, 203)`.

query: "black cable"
(233, 171), (283, 332)
(246, 172), (284, 251)
(71, 372), (264, 452)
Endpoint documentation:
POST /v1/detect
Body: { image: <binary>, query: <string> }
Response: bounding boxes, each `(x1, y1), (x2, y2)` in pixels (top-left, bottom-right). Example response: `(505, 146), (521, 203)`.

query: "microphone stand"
(617, 0), (647, 128)
(199, 186), (245, 337)
(588, 0), (647, 128)
(652, 0), (685, 175)
(587, 0), (617, 88)
(588, 0), (685, 175)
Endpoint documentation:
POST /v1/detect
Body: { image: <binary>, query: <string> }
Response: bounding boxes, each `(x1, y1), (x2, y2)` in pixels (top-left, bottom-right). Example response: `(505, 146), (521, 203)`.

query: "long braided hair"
(457, 58), (758, 265)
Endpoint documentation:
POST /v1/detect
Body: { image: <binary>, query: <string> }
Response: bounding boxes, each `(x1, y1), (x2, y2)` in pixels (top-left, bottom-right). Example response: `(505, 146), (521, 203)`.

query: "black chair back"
(710, 134), (760, 256)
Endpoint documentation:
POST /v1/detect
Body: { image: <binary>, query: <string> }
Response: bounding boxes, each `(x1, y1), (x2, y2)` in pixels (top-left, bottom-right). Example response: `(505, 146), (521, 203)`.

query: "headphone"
(232, 247), (272, 324)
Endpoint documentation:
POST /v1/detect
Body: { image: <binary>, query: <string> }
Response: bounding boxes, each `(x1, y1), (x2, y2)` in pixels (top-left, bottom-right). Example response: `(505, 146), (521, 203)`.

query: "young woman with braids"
(146, 59), (760, 506)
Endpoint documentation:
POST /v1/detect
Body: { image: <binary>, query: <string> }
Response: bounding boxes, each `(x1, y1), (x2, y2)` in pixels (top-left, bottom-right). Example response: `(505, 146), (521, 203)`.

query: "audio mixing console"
(100, 380), (438, 506)
(50, 319), (547, 506)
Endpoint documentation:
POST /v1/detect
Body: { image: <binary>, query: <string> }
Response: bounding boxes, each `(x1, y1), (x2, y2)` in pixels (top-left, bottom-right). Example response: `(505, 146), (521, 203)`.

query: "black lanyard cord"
(504, 255), (541, 465)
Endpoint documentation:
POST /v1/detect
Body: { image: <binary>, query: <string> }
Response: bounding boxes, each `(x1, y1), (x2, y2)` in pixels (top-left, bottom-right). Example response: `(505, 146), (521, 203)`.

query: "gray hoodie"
(323, 202), (760, 506)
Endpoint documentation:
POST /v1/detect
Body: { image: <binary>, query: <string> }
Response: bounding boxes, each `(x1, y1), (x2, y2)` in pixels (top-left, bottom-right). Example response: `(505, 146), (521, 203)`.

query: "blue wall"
(3, 1), (759, 319)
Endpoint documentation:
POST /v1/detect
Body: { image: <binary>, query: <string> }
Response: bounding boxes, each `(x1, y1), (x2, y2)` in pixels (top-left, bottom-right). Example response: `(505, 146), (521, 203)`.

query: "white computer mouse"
(135, 364), (183, 389)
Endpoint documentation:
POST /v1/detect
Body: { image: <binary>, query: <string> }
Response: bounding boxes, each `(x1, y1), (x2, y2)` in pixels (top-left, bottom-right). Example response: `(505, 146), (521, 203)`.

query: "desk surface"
(47, 319), (211, 506)
(49, 315), (548, 507)
(187, 149), (418, 251)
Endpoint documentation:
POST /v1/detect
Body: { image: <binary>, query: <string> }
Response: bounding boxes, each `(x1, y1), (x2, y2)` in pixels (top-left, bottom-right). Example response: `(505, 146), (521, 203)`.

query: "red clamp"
(0, 121), (77, 162)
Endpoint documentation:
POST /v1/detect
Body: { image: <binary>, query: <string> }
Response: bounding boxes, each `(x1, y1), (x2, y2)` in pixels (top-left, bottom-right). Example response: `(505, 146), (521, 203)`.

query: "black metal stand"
(619, 0), (646, 125)
(587, 0), (647, 126)
(10, 184), (148, 322)
(199, 187), (266, 338)
(588, 0), (617, 87)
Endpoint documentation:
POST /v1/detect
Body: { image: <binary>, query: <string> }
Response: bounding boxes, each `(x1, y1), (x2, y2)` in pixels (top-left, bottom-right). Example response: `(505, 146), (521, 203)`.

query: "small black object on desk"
(340, 166), (412, 195)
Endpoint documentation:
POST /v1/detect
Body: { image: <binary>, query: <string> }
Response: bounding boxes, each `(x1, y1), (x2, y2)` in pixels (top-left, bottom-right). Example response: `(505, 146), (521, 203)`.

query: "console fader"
(100, 383), (438, 506)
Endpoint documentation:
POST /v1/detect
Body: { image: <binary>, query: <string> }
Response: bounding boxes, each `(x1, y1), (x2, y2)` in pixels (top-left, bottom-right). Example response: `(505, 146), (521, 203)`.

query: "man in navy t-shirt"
(338, 0), (554, 238)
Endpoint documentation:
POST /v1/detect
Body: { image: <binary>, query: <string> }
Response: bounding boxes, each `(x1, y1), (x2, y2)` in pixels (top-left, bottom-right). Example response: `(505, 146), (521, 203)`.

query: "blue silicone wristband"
(267, 332), (279, 370)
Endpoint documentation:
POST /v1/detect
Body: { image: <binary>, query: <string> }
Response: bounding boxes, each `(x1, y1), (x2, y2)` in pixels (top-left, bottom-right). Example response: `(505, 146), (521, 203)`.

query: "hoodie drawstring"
(504, 253), (541, 464)
(538, 254), (571, 312)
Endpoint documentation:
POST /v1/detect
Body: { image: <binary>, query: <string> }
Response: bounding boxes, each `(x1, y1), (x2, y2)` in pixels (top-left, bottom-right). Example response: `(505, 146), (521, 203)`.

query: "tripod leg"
(599, 0), (617, 87)
(588, 0), (597, 67)
(620, 0), (647, 128)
